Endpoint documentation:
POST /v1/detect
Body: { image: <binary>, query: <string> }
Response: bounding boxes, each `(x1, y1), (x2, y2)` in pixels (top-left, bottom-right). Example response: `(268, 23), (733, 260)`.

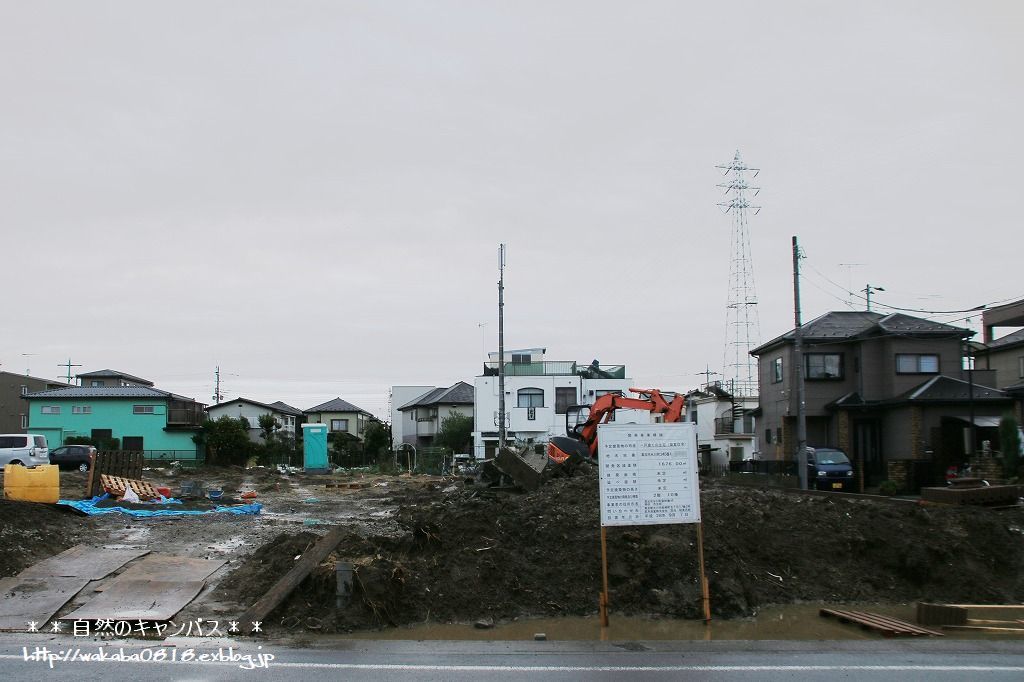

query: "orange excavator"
(547, 388), (686, 464)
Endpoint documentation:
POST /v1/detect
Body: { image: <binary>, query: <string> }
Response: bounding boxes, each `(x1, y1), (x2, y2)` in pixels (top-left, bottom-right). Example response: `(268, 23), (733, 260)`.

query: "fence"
(700, 458), (799, 488)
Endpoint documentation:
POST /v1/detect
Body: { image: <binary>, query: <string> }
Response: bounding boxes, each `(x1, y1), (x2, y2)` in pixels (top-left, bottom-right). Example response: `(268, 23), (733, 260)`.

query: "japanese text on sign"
(597, 422), (700, 526)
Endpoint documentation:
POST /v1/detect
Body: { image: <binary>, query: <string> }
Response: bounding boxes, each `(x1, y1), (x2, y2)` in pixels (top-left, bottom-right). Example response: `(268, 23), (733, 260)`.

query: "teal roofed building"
(24, 385), (206, 461)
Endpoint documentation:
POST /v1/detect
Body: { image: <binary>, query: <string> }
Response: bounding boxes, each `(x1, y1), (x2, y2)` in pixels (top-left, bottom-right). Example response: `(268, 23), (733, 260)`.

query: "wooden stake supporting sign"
(596, 422), (709, 627)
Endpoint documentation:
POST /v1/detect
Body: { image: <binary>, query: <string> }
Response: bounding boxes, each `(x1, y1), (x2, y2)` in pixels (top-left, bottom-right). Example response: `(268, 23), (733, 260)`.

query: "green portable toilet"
(302, 423), (329, 473)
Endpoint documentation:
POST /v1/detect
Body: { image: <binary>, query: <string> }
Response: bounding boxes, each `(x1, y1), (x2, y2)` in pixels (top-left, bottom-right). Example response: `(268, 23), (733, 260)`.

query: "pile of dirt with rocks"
(217, 472), (1024, 633)
(0, 500), (95, 577)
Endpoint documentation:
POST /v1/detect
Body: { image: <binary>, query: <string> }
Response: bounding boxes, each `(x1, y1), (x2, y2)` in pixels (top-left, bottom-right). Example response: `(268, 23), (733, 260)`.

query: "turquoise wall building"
(25, 386), (205, 460)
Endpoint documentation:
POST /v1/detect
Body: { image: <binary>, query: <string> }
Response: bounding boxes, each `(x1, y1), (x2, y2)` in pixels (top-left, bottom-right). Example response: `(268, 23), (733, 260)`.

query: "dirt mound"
(216, 473), (1024, 633)
(0, 500), (94, 578)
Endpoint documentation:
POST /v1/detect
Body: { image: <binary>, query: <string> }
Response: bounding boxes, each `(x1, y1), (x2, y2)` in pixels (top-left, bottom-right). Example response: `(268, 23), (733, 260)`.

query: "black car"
(806, 447), (855, 491)
(48, 445), (96, 472)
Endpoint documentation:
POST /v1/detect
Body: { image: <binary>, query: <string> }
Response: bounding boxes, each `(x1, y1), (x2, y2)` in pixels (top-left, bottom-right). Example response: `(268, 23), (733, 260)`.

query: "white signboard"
(598, 422), (700, 526)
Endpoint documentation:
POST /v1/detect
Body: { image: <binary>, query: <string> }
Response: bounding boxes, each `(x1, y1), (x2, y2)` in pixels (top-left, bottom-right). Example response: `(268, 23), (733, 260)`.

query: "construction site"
(2, 451), (1023, 643)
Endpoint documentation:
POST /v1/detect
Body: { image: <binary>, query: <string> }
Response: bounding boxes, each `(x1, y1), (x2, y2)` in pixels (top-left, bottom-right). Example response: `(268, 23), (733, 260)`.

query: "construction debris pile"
(216, 471), (1024, 634)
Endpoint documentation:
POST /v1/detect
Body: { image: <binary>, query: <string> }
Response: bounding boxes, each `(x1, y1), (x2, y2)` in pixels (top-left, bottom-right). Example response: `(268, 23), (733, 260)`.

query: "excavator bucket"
(547, 436), (591, 465)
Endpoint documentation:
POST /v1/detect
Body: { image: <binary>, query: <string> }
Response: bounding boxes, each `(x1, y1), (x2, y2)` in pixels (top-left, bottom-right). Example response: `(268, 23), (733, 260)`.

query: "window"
(555, 387), (577, 414)
(765, 428), (773, 444)
(805, 353), (843, 380)
(1019, 356), (1024, 379)
(20, 385), (27, 395)
(20, 415), (28, 429)
(896, 353), (939, 374)
(122, 436), (144, 451)
(511, 353), (531, 364)
(90, 380), (103, 387)
(772, 357), (783, 383)
(330, 419), (349, 432)
(133, 405), (155, 414)
(72, 406), (92, 415)
(517, 388), (544, 408)
(0, 436), (28, 448)
(41, 406), (61, 415)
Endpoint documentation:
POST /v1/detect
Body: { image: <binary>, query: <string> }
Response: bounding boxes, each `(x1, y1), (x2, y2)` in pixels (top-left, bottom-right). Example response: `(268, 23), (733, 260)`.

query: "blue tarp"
(58, 494), (262, 518)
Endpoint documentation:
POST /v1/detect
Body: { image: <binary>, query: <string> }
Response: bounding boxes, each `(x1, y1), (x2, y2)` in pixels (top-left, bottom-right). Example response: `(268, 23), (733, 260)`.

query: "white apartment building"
(472, 348), (645, 459)
(685, 383), (759, 466)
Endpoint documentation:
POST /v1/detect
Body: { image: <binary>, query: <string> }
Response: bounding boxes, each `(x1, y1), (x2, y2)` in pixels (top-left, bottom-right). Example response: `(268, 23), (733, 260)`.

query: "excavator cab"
(565, 404), (591, 439)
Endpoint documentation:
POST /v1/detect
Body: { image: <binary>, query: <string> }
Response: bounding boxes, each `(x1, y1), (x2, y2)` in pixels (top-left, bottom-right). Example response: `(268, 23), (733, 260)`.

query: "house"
(75, 369), (154, 388)
(976, 298), (1024, 418)
(685, 382), (758, 466)
(395, 381), (474, 448)
(23, 385), (206, 460)
(390, 385), (436, 449)
(472, 348), (641, 459)
(304, 397), (375, 440)
(206, 398), (303, 442)
(751, 311), (1014, 488)
(0, 371), (68, 433)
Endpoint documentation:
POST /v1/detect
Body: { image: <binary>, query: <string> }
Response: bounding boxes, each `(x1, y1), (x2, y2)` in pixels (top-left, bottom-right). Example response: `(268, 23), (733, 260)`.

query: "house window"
(20, 385), (27, 395)
(555, 387), (577, 414)
(330, 419), (348, 432)
(511, 353), (531, 364)
(133, 405), (156, 414)
(517, 388), (544, 408)
(122, 436), (144, 451)
(772, 357), (783, 383)
(41, 406), (61, 415)
(20, 415), (28, 429)
(765, 428), (773, 444)
(896, 353), (939, 374)
(805, 353), (843, 380)
(90, 380), (103, 387)
(1018, 356), (1024, 379)
(72, 406), (92, 415)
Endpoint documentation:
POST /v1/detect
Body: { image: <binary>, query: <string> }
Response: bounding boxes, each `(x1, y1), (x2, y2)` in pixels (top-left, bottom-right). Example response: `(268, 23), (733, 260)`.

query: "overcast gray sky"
(2, 1), (1022, 418)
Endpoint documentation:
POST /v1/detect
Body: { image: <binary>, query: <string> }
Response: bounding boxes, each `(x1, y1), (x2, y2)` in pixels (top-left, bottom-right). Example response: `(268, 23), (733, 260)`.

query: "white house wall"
(390, 385), (435, 449)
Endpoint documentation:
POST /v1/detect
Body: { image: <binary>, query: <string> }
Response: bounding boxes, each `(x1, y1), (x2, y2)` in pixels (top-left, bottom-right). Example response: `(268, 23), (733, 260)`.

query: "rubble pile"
(219, 472), (1024, 633)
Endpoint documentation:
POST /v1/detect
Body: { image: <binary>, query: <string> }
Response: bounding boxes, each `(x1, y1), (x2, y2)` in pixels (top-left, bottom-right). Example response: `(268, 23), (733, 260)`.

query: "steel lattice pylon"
(716, 150), (761, 397)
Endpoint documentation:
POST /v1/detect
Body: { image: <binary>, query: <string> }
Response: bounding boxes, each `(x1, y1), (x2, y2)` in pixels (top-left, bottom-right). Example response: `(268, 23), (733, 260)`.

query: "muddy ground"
(3, 465), (1023, 637)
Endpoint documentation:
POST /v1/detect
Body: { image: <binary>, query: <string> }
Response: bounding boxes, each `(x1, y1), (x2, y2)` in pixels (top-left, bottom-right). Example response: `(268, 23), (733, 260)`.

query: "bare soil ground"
(3, 465), (1023, 638)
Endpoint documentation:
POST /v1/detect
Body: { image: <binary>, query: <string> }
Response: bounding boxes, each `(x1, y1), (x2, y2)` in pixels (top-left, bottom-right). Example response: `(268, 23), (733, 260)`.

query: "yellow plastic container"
(3, 464), (59, 503)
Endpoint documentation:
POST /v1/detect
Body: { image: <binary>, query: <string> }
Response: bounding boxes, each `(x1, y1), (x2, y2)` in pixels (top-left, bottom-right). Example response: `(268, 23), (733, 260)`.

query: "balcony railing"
(167, 404), (205, 427)
(482, 361), (626, 378)
(714, 416), (756, 436)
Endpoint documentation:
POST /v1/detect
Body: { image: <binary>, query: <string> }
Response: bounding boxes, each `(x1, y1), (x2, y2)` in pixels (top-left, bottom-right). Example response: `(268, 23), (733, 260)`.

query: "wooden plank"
(944, 604), (1024, 610)
(238, 526), (346, 634)
(112, 554), (224, 583)
(18, 546), (150, 580)
(64, 580), (205, 622)
(917, 602), (968, 626)
(944, 625), (1024, 633)
(820, 608), (942, 637)
(0, 577), (92, 631)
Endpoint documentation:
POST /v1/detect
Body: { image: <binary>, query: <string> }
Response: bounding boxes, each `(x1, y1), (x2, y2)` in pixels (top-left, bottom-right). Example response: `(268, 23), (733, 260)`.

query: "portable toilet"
(302, 423), (329, 473)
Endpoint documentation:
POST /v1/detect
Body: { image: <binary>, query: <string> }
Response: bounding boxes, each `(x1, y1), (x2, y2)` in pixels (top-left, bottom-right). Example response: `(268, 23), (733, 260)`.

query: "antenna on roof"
(863, 284), (885, 311)
(58, 358), (82, 384)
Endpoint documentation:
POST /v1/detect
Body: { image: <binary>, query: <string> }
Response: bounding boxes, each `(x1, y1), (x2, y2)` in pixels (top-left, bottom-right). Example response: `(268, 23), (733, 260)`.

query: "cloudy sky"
(2, 1), (1021, 418)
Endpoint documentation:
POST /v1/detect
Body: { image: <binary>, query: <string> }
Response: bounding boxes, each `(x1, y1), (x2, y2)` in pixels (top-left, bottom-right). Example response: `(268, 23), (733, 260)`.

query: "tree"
(434, 411), (473, 453)
(258, 414), (280, 441)
(1000, 413), (1021, 479)
(362, 419), (391, 464)
(195, 416), (254, 466)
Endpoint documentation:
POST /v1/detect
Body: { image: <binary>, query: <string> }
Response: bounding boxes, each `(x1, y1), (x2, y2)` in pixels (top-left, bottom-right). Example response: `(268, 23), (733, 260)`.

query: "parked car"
(48, 444), (97, 472)
(806, 446), (855, 491)
(0, 434), (50, 469)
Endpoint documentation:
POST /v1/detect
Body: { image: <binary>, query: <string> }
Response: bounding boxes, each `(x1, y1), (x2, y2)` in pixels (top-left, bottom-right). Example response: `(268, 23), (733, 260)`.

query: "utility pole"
(497, 244), (507, 450)
(58, 359), (81, 384)
(863, 284), (885, 312)
(212, 366), (223, 404)
(696, 366), (721, 387)
(792, 236), (808, 491)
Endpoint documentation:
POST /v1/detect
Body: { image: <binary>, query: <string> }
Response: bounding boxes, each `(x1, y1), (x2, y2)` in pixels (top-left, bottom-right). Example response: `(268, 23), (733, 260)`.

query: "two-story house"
(206, 397), (303, 442)
(752, 311), (1013, 488)
(685, 383), (758, 466)
(395, 381), (474, 448)
(24, 385), (206, 460)
(75, 369), (155, 388)
(472, 348), (644, 459)
(976, 298), (1024, 420)
(0, 371), (68, 433)
(304, 397), (374, 440)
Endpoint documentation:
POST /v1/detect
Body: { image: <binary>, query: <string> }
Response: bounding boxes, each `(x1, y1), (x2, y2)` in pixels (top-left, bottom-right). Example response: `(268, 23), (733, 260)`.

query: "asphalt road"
(1, 636), (1023, 681)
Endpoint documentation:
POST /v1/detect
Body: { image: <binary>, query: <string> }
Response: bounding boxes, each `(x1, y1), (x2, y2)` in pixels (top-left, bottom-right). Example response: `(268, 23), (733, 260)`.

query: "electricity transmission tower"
(716, 150), (762, 397)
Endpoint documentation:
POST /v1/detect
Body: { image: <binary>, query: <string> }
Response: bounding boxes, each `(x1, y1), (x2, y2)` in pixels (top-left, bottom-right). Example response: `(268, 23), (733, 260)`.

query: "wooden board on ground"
(0, 577), (91, 631)
(111, 554), (225, 583)
(238, 526), (347, 634)
(916, 602), (967, 627)
(63, 580), (205, 622)
(99, 474), (160, 501)
(820, 608), (943, 637)
(17, 545), (149, 581)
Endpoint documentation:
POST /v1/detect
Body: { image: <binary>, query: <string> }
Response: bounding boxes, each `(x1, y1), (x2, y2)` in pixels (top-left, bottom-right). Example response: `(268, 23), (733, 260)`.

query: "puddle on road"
(339, 603), (1017, 641)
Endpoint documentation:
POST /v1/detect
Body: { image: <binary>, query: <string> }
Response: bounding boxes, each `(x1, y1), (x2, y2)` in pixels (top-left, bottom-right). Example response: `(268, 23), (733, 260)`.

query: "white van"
(0, 434), (50, 469)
